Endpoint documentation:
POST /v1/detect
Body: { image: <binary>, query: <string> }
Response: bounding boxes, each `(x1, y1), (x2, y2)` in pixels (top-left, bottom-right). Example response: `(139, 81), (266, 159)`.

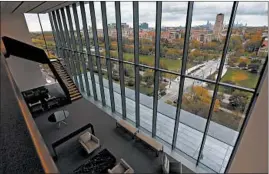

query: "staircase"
(51, 60), (82, 101)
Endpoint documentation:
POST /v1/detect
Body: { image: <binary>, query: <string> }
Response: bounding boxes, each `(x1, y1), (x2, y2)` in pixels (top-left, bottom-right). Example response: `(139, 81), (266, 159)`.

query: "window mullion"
(65, 5), (85, 91)
(100, 2), (116, 112)
(133, 1), (140, 127)
(171, 1), (194, 149)
(79, 2), (98, 100)
(152, 1), (162, 137)
(89, 1), (106, 106)
(115, 2), (127, 119)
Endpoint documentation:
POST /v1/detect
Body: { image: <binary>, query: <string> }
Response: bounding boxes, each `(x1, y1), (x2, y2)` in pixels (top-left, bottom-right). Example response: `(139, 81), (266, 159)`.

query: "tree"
(227, 56), (239, 67)
(127, 79), (134, 86)
(143, 70), (154, 87)
(182, 86), (220, 118)
(228, 91), (249, 113)
(110, 41), (118, 50)
(124, 65), (134, 78)
(159, 83), (167, 96)
(244, 33), (262, 52)
(248, 62), (260, 73)
(229, 36), (243, 51)
(238, 61), (247, 68)
(190, 40), (200, 49)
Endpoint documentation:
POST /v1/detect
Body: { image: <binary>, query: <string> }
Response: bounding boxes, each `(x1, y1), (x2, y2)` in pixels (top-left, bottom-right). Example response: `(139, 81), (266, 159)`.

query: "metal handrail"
(1, 56), (59, 173)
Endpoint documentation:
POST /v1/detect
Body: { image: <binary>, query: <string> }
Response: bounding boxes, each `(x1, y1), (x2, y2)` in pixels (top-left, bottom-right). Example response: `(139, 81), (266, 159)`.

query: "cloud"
(25, 1), (268, 32)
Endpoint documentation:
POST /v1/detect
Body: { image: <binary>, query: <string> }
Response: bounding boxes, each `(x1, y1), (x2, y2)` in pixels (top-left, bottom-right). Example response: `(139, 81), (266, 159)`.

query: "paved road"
(161, 59), (226, 102)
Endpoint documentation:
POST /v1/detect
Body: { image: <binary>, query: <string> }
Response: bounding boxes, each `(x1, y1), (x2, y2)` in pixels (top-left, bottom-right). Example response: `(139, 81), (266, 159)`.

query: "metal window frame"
(100, 1), (116, 112)
(115, 1), (127, 119)
(133, 1), (140, 127)
(37, 14), (50, 57)
(59, 7), (78, 85)
(71, 3), (91, 96)
(48, 13), (60, 58)
(196, 1), (239, 165)
(171, 1), (194, 149)
(47, 2), (269, 173)
(152, 1), (162, 137)
(55, 10), (72, 75)
(72, 3), (90, 93)
(51, 11), (64, 58)
(79, 1), (98, 100)
(65, 5), (85, 91)
(89, 1), (106, 106)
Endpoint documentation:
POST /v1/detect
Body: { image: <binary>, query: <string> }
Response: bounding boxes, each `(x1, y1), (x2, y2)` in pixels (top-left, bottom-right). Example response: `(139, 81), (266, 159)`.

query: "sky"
(25, 1), (268, 32)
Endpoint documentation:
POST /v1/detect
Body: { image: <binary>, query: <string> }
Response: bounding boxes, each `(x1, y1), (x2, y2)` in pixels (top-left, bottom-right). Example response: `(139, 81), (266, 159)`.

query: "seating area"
(108, 159), (134, 173)
(78, 131), (100, 155)
(33, 98), (196, 173)
(22, 85), (68, 115)
(116, 119), (163, 157)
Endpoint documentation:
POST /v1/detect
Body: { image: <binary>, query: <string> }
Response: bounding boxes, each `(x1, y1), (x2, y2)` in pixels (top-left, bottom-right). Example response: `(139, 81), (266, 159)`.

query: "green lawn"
(117, 52), (182, 72)
(221, 68), (259, 89)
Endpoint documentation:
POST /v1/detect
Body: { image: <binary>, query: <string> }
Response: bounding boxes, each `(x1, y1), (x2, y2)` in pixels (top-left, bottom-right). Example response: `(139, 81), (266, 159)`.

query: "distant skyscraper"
(213, 13), (224, 38)
(139, 22), (149, 30)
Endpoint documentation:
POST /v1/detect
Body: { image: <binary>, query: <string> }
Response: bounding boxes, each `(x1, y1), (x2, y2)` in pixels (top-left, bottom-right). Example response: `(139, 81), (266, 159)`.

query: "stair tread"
(71, 95), (82, 101)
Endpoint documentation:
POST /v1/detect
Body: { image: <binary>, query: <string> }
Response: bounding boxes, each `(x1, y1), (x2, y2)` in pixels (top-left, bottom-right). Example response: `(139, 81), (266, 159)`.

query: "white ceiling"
(0, 1), (76, 14)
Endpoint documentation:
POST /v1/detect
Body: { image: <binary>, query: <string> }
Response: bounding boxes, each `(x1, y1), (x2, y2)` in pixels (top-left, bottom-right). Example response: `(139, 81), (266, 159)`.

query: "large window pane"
(111, 61), (122, 114)
(220, 2), (268, 89)
(188, 2), (233, 81)
(106, 2), (118, 59)
(39, 13), (57, 58)
(200, 87), (252, 172)
(157, 72), (177, 144)
(139, 2), (156, 67)
(176, 79), (214, 159)
(124, 63), (135, 122)
(121, 2), (134, 63)
(160, 2), (187, 72)
(139, 67), (154, 132)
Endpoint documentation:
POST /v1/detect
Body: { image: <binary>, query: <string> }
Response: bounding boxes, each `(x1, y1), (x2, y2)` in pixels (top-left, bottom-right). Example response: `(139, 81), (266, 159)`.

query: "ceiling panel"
(0, 1), (22, 13)
(0, 1), (76, 14)
(14, 1), (45, 13)
(28, 1), (64, 13)
(45, 2), (76, 13)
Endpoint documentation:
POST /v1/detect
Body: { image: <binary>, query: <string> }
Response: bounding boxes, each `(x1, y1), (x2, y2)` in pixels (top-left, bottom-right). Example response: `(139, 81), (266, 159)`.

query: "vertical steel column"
(133, 2), (140, 127)
(48, 13), (60, 58)
(89, 2), (106, 106)
(60, 8), (79, 86)
(51, 11), (64, 58)
(66, 5), (85, 91)
(196, 2), (238, 166)
(101, 2), (116, 111)
(171, 2), (194, 149)
(72, 3), (91, 95)
(151, 2), (162, 137)
(55, 10), (72, 75)
(79, 2), (98, 100)
(115, 2), (127, 118)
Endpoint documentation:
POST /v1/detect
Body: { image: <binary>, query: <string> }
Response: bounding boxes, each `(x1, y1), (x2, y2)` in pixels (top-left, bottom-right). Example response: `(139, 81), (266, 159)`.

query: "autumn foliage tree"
(182, 86), (220, 118)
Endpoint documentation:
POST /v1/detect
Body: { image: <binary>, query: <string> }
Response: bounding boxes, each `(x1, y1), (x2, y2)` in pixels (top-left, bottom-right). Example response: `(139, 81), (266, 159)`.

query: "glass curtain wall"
(36, 1), (268, 173)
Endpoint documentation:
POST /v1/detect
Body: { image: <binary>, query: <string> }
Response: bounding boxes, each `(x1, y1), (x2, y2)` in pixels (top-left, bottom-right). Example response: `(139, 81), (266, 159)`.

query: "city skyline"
(25, 2), (268, 32)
